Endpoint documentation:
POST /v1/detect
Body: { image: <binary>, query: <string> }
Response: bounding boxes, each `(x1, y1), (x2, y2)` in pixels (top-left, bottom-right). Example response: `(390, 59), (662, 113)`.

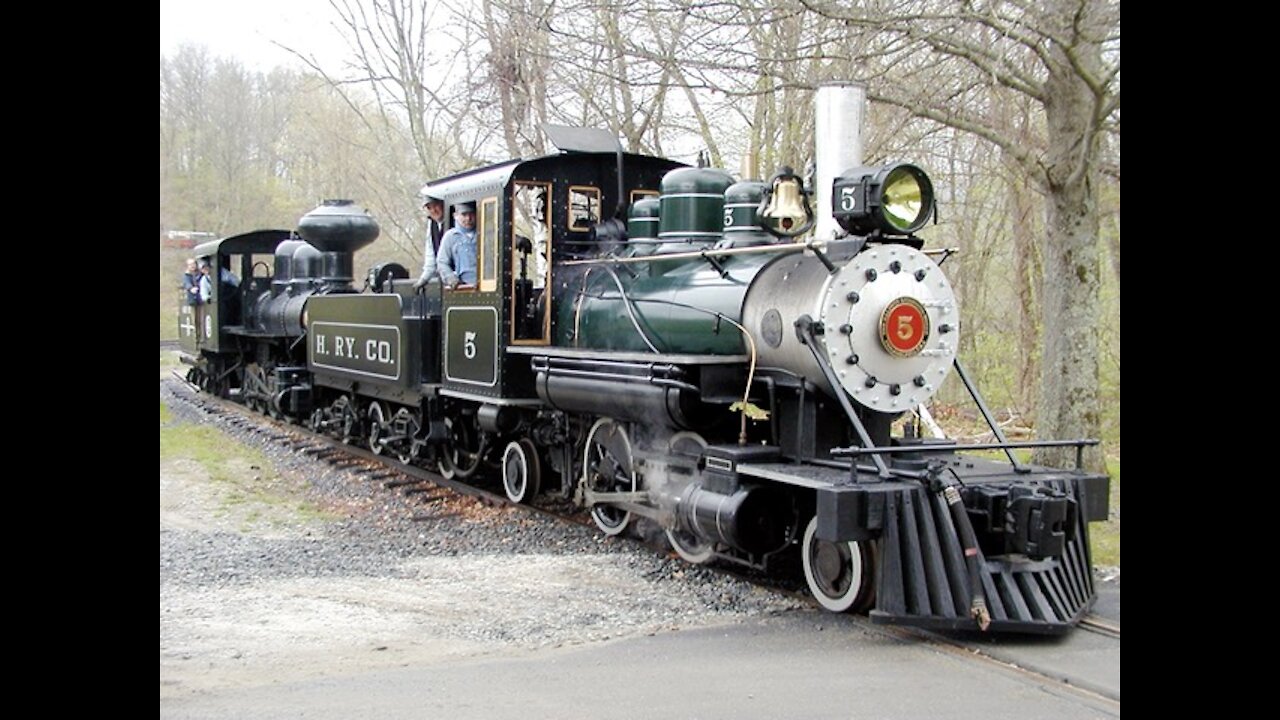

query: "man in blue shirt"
(437, 201), (478, 288)
(198, 260), (214, 303)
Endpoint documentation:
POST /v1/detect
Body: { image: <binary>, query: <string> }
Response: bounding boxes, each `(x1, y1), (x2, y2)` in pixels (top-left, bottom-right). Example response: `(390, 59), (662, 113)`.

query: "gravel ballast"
(160, 379), (807, 696)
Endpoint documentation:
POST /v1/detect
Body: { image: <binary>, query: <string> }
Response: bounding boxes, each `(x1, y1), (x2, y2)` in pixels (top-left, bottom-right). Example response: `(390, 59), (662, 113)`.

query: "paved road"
(161, 589), (1119, 720)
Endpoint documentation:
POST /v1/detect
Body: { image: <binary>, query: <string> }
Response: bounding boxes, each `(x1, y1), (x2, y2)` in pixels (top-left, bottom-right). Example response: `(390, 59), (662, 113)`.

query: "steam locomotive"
(178, 85), (1109, 634)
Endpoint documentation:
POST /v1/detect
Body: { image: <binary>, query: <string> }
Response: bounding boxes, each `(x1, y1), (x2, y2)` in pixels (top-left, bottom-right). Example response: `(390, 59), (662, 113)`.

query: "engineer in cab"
(437, 201), (477, 289)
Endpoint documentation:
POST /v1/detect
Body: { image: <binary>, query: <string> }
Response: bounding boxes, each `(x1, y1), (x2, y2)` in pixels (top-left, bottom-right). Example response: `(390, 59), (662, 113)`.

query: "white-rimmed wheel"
(367, 401), (387, 455)
(582, 418), (635, 536)
(801, 516), (876, 613)
(666, 527), (714, 564)
(502, 439), (541, 504)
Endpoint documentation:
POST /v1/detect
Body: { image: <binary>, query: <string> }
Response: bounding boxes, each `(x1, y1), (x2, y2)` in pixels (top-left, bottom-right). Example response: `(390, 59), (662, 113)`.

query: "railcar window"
(480, 197), (498, 292)
(512, 181), (552, 343)
(568, 186), (601, 231)
(630, 189), (659, 204)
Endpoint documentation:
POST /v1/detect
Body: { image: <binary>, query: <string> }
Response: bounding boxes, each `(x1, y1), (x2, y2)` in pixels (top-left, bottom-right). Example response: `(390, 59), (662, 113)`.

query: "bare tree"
(475, 0), (552, 157)
(797, 0), (1119, 471)
(167, 1), (1118, 470)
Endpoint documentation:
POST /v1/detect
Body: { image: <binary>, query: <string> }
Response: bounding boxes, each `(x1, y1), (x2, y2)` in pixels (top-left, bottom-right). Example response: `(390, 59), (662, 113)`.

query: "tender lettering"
(366, 339), (393, 364)
(310, 323), (400, 378)
(332, 335), (356, 358)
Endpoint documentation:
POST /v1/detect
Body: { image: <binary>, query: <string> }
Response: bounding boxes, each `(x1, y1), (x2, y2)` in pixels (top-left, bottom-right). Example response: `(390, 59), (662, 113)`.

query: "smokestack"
(814, 82), (865, 241)
(296, 199), (380, 292)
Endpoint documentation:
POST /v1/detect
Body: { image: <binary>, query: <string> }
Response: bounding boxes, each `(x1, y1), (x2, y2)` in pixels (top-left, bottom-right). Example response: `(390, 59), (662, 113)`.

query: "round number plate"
(879, 297), (929, 357)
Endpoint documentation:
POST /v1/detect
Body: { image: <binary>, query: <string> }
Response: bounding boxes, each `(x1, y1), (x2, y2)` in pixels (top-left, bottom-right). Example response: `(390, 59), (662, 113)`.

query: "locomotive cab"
(180, 230), (292, 357)
(417, 151), (683, 406)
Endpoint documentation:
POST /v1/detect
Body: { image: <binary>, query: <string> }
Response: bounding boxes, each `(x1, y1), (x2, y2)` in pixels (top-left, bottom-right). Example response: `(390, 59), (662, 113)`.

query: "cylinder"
(814, 83), (865, 241)
(677, 483), (793, 555)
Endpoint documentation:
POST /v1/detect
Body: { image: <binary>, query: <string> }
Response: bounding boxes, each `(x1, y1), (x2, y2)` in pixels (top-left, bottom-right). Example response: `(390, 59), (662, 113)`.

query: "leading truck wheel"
(666, 527), (714, 564)
(801, 516), (876, 613)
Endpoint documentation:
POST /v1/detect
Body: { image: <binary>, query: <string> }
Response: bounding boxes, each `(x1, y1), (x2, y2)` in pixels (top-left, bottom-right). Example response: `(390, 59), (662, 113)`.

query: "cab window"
(512, 181), (551, 342)
(568, 186), (601, 231)
(479, 197), (498, 292)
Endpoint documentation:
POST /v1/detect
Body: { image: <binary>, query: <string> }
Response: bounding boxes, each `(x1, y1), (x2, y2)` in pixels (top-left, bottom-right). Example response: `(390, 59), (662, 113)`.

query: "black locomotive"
(179, 88), (1109, 634)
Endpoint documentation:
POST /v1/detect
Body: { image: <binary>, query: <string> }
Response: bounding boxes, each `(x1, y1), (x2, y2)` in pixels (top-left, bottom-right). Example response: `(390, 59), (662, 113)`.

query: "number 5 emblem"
(879, 297), (930, 357)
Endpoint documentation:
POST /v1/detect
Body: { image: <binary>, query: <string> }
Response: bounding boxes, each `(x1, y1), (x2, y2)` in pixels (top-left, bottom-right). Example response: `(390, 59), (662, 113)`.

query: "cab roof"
(193, 229), (294, 258)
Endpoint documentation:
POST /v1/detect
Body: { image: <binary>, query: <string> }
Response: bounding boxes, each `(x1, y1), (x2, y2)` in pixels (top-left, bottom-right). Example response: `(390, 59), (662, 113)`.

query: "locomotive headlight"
(832, 163), (935, 237)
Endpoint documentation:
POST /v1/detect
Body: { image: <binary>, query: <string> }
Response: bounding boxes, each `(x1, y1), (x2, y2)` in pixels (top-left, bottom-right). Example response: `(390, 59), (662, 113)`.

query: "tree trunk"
(1036, 175), (1102, 471)
(1006, 154), (1040, 416)
(1034, 7), (1105, 472)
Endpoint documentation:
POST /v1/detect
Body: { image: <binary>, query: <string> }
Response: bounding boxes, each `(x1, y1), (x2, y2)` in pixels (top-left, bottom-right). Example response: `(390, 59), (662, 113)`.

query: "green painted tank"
(557, 168), (788, 355)
(657, 167), (734, 252)
(719, 180), (775, 248)
(627, 196), (661, 256)
(557, 251), (778, 355)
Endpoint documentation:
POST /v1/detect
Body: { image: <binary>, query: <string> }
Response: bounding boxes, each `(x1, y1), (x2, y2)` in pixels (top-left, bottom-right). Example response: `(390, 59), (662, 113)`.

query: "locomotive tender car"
(179, 84), (1109, 634)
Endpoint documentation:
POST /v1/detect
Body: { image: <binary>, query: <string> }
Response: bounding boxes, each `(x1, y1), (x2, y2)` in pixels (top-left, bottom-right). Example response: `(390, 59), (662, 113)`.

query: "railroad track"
(1080, 614), (1121, 639)
(163, 374), (1118, 707)
(166, 370), (594, 529)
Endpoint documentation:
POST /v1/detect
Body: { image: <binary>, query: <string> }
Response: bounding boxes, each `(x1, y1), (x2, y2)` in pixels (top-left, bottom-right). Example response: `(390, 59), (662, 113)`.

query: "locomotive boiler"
(178, 83), (1109, 634)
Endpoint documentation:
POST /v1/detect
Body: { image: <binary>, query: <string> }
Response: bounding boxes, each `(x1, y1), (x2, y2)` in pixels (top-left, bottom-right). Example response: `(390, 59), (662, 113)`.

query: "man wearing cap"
(413, 194), (447, 290)
(437, 201), (478, 288)
(197, 259), (214, 303)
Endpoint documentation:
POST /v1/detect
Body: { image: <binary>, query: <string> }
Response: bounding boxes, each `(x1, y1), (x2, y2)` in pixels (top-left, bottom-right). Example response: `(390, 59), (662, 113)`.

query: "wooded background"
(160, 0), (1119, 471)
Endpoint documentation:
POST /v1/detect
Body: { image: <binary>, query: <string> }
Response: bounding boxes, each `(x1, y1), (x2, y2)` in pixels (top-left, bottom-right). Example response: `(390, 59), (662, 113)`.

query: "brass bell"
(762, 176), (810, 235)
